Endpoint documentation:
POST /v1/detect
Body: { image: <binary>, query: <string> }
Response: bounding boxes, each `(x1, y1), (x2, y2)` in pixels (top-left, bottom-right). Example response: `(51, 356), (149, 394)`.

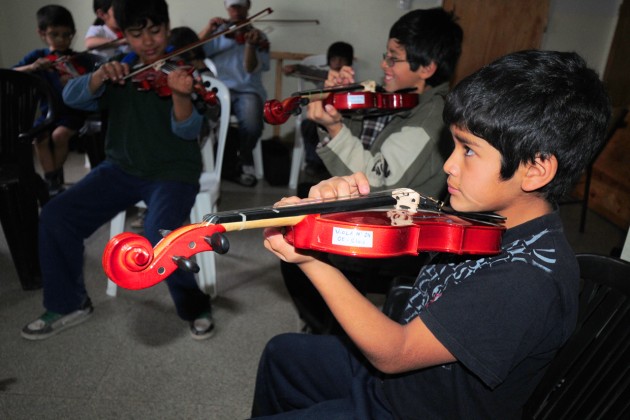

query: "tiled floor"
(0, 150), (627, 419)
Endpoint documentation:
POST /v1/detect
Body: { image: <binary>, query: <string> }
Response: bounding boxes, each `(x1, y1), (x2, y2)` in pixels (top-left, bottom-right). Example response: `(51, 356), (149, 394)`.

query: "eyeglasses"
(382, 53), (409, 68)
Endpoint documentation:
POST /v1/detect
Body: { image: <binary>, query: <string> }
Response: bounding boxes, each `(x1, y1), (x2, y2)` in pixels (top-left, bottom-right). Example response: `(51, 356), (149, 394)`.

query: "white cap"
(224, 0), (249, 7)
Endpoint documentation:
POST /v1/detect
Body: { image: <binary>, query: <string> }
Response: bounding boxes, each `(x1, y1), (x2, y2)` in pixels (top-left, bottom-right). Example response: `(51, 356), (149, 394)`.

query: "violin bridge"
(391, 188), (443, 213)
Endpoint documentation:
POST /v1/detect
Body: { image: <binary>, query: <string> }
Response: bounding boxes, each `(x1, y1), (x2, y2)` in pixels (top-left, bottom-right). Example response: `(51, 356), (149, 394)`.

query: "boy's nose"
(443, 154), (458, 176)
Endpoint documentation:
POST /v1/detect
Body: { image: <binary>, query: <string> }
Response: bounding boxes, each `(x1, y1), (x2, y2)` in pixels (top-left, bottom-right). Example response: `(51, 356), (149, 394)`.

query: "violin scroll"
(263, 96), (308, 125)
(102, 224), (230, 290)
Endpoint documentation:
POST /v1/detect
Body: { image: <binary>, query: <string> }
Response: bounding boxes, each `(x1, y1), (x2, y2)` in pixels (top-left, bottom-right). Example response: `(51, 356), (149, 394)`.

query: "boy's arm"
(243, 29), (270, 73)
(13, 57), (53, 73)
(268, 174), (456, 373)
(168, 69), (203, 139)
(62, 74), (102, 112)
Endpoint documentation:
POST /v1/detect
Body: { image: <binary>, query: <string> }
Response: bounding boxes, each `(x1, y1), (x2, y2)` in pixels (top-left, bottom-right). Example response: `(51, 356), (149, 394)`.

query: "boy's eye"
(464, 146), (475, 156)
(149, 26), (162, 34)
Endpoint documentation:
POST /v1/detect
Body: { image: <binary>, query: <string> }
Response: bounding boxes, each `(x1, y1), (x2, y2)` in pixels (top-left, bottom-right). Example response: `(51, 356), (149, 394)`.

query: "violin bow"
(124, 7), (273, 80)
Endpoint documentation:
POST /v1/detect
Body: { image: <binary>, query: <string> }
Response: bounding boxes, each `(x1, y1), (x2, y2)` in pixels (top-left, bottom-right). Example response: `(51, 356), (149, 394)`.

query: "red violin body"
(285, 210), (504, 258)
(263, 91), (419, 125)
(103, 191), (505, 291)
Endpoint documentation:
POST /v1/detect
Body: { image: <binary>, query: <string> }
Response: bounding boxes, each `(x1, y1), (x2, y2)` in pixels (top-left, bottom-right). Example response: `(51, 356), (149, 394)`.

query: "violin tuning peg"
(205, 233), (230, 254)
(172, 255), (200, 273)
(159, 229), (172, 237)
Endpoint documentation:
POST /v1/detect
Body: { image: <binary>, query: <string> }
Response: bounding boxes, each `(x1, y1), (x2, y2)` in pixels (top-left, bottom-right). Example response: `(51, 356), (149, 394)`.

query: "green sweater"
(100, 82), (202, 185)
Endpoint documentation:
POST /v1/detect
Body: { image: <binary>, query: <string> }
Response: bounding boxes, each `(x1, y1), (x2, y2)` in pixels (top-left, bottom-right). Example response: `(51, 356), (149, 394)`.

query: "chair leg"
(253, 140), (264, 180)
(289, 130), (304, 190)
(190, 193), (218, 297)
(106, 210), (127, 297)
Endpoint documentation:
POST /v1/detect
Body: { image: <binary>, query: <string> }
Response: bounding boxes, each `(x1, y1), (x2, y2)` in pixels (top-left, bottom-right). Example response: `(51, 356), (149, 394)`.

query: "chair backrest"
(197, 75), (230, 179)
(0, 69), (59, 167)
(523, 253), (630, 419)
(296, 54), (328, 92)
(203, 58), (219, 78)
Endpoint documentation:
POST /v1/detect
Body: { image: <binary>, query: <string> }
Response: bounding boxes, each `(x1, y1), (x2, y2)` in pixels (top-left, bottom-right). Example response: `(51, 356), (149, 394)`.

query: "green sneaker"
(21, 300), (93, 340)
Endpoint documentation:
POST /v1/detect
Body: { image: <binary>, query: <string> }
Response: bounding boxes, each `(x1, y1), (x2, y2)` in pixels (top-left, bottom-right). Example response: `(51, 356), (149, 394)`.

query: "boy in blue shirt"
(253, 50), (611, 418)
(14, 5), (90, 196)
(21, 0), (214, 341)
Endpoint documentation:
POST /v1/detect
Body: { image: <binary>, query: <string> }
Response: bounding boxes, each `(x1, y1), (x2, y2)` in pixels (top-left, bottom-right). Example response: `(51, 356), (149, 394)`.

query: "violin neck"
(204, 192), (399, 225)
(293, 80), (376, 98)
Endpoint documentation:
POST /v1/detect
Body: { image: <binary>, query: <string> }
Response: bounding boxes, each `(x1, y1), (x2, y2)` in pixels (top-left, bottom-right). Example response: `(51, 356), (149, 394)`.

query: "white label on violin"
(348, 96), (366, 106)
(332, 227), (373, 248)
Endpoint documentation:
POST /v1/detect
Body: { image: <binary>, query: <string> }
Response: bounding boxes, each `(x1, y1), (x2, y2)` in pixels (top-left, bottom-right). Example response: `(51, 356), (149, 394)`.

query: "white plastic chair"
(288, 54), (327, 189)
(106, 76), (231, 298)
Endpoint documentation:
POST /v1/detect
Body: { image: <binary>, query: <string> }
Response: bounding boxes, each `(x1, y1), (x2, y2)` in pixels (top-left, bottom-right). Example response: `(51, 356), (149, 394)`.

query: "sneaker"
(130, 209), (146, 230)
(190, 311), (215, 340)
(226, 172), (257, 187)
(21, 299), (94, 340)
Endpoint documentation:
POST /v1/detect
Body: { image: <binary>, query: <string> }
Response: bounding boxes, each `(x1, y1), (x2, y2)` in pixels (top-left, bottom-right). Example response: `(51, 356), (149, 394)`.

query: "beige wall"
(0, 0), (622, 138)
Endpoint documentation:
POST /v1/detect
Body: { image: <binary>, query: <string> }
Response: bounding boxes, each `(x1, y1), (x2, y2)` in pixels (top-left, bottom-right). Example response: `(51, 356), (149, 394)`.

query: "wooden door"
(442, 0), (550, 84)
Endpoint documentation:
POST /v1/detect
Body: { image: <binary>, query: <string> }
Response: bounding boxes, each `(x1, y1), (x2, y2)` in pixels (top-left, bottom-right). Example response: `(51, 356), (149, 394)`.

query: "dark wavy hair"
(92, 0), (114, 25)
(37, 5), (75, 33)
(443, 50), (611, 203)
(113, 0), (169, 32)
(389, 8), (463, 87)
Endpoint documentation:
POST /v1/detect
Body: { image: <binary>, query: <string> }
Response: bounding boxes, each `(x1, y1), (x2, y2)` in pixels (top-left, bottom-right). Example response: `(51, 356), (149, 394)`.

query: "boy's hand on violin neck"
(244, 28), (264, 46)
(210, 17), (227, 33)
(326, 65), (355, 87)
(306, 101), (343, 137)
(167, 69), (195, 96)
(32, 58), (53, 72)
(309, 173), (371, 200)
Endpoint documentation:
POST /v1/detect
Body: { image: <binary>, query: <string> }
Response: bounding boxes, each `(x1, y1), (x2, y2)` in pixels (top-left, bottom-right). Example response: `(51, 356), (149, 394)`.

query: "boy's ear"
(418, 61), (437, 80)
(521, 154), (558, 192)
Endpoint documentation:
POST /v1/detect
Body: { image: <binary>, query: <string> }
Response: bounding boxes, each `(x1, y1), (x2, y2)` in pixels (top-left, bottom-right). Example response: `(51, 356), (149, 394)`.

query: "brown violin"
(263, 81), (419, 125)
(102, 189), (506, 291)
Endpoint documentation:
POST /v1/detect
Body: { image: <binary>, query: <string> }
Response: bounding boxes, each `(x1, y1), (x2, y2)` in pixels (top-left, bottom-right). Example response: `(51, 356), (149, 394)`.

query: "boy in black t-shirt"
(252, 50), (611, 418)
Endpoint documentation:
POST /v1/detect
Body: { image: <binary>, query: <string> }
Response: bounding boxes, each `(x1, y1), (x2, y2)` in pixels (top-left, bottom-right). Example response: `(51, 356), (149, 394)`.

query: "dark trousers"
(252, 333), (394, 419)
(39, 161), (210, 320)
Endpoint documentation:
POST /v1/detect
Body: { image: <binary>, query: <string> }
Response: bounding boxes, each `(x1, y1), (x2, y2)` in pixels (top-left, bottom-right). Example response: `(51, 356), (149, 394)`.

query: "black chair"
(0, 68), (60, 290)
(523, 253), (630, 419)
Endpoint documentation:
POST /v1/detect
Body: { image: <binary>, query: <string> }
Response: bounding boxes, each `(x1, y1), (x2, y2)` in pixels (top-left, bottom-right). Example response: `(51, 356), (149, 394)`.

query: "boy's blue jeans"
(252, 333), (394, 419)
(39, 161), (210, 320)
(231, 92), (264, 166)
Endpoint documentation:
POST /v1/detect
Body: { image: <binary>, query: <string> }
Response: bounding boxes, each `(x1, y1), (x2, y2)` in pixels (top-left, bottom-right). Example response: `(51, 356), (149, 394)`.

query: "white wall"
(0, 0), (622, 138)
(541, 0), (622, 75)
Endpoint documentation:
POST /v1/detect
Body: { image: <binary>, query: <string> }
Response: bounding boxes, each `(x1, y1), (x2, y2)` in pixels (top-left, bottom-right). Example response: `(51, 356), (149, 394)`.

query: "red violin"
(45, 51), (105, 78)
(129, 60), (218, 106)
(102, 189), (506, 291)
(263, 81), (419, 125)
